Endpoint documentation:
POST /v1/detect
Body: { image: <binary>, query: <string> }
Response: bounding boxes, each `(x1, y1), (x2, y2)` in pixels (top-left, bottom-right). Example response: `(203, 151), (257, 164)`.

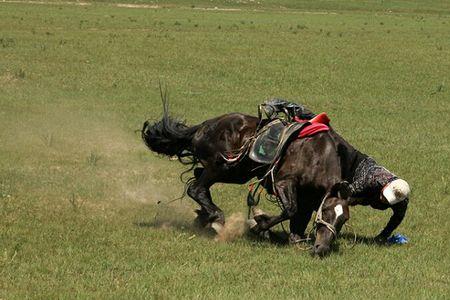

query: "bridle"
(314, 192), (337, 238)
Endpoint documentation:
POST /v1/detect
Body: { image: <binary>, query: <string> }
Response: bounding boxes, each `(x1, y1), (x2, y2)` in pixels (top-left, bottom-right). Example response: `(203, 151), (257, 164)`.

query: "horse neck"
(329, 129), (367, 182)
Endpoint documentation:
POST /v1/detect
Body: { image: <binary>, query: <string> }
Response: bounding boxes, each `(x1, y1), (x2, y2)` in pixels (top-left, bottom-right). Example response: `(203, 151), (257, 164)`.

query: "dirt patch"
(193, 7), (242, 12)
(1, 0), (91, 6)
(115, 3), (160, 9)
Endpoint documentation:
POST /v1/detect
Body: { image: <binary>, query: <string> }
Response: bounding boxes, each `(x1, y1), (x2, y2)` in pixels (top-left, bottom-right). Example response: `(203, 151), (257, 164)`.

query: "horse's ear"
(330, 181), (353, 199)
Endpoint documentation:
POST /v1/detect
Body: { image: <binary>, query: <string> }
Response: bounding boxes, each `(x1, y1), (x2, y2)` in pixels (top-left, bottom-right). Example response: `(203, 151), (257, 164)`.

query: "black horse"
(142, 100), (408, 256)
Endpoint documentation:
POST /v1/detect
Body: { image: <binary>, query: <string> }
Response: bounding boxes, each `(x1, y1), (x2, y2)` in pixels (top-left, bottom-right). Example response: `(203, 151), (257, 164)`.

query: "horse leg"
(375, 199), (409, 241)
(187, 169), (225, 231)
(289, 208), (313, 244)
(253, 180), (297, 232)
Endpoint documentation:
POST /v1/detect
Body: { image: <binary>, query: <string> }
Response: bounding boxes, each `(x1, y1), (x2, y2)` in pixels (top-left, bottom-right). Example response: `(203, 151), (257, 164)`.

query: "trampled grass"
(0, 1), (449, 298)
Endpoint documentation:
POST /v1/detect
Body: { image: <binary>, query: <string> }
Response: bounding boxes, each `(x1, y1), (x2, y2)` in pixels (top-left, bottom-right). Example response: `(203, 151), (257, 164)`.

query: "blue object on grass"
(387, 233), (408, 245)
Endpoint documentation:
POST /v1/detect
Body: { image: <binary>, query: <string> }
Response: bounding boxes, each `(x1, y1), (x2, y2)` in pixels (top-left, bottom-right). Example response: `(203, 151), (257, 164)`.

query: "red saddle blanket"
(294, 112), (330, 138)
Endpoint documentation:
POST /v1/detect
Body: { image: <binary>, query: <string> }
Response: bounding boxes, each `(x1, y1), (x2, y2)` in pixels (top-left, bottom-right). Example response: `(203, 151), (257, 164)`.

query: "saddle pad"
(298, 123), (329, 138)
(295, 112), (330, 138)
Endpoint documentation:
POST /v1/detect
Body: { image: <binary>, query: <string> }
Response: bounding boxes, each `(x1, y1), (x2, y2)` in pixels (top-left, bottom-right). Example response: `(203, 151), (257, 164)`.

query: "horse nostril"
(314, 244), (330, 257)
(313, 244), (322, 255)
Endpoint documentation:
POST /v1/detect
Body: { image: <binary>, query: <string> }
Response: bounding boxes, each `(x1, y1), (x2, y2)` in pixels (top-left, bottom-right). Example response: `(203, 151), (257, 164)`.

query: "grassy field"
(1, 0), (449, 298)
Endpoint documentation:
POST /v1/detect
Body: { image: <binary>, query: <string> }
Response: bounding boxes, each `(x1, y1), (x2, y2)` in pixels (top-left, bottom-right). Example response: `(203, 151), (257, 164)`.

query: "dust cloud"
(2, 104), (194, 216)
(3, 105), (250, 236)
(215, 212), (249, 242)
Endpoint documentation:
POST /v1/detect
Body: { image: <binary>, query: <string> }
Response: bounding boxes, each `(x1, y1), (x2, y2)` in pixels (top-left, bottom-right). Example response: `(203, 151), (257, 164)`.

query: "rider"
(350, 156), (410, 207)
(348, 154), (410, 240)
(261, 99), (410, 241)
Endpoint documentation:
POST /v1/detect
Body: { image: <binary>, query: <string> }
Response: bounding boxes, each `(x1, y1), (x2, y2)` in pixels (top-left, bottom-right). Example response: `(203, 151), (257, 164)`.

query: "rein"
(314, 192), (337, 238)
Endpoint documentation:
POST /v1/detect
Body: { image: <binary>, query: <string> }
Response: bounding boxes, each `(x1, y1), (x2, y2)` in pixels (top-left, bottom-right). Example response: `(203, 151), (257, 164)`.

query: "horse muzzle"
(313, 225), (335, 257)
(313, 243), (331, 257)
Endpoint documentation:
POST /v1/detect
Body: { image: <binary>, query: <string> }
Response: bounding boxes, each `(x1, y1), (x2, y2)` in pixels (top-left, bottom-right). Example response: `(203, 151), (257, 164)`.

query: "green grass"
(1, 1), (449, 298)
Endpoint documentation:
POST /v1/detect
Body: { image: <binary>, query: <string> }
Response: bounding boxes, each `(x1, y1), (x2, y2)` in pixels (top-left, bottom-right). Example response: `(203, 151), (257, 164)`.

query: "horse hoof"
(193, 218), (207, 229)
(211, 222), (224, 233)
(259, 230), (271, 240)
(289, 233), (303, 244)
(247, 218), (258, 229)
(252, 207), (267, 217)
(248, 219), (263, 235)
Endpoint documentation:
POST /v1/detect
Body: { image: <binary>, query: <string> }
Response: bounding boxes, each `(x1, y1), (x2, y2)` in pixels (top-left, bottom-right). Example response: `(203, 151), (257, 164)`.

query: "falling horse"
(142, 99), (408, 256)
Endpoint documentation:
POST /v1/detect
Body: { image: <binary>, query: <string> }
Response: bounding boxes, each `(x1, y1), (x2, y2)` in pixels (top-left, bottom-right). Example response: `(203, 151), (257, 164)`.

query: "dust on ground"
(215, 212), (249, 242)
(1, 103), (195, 220)
(2, 102), (249, 236)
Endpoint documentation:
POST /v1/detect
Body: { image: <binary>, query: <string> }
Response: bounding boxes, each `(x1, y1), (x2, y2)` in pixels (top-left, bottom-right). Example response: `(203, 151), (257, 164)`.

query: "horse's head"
(313, 181), (352, 257)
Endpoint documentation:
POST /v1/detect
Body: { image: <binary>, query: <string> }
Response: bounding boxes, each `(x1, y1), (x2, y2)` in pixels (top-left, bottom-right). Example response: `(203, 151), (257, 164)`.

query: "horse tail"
(141, 95), (201, 160)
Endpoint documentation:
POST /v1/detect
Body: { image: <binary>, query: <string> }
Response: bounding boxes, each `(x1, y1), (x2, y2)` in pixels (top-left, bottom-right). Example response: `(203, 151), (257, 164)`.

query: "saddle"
(248, 119), (307, 164)
(248, 113), (331, 165)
